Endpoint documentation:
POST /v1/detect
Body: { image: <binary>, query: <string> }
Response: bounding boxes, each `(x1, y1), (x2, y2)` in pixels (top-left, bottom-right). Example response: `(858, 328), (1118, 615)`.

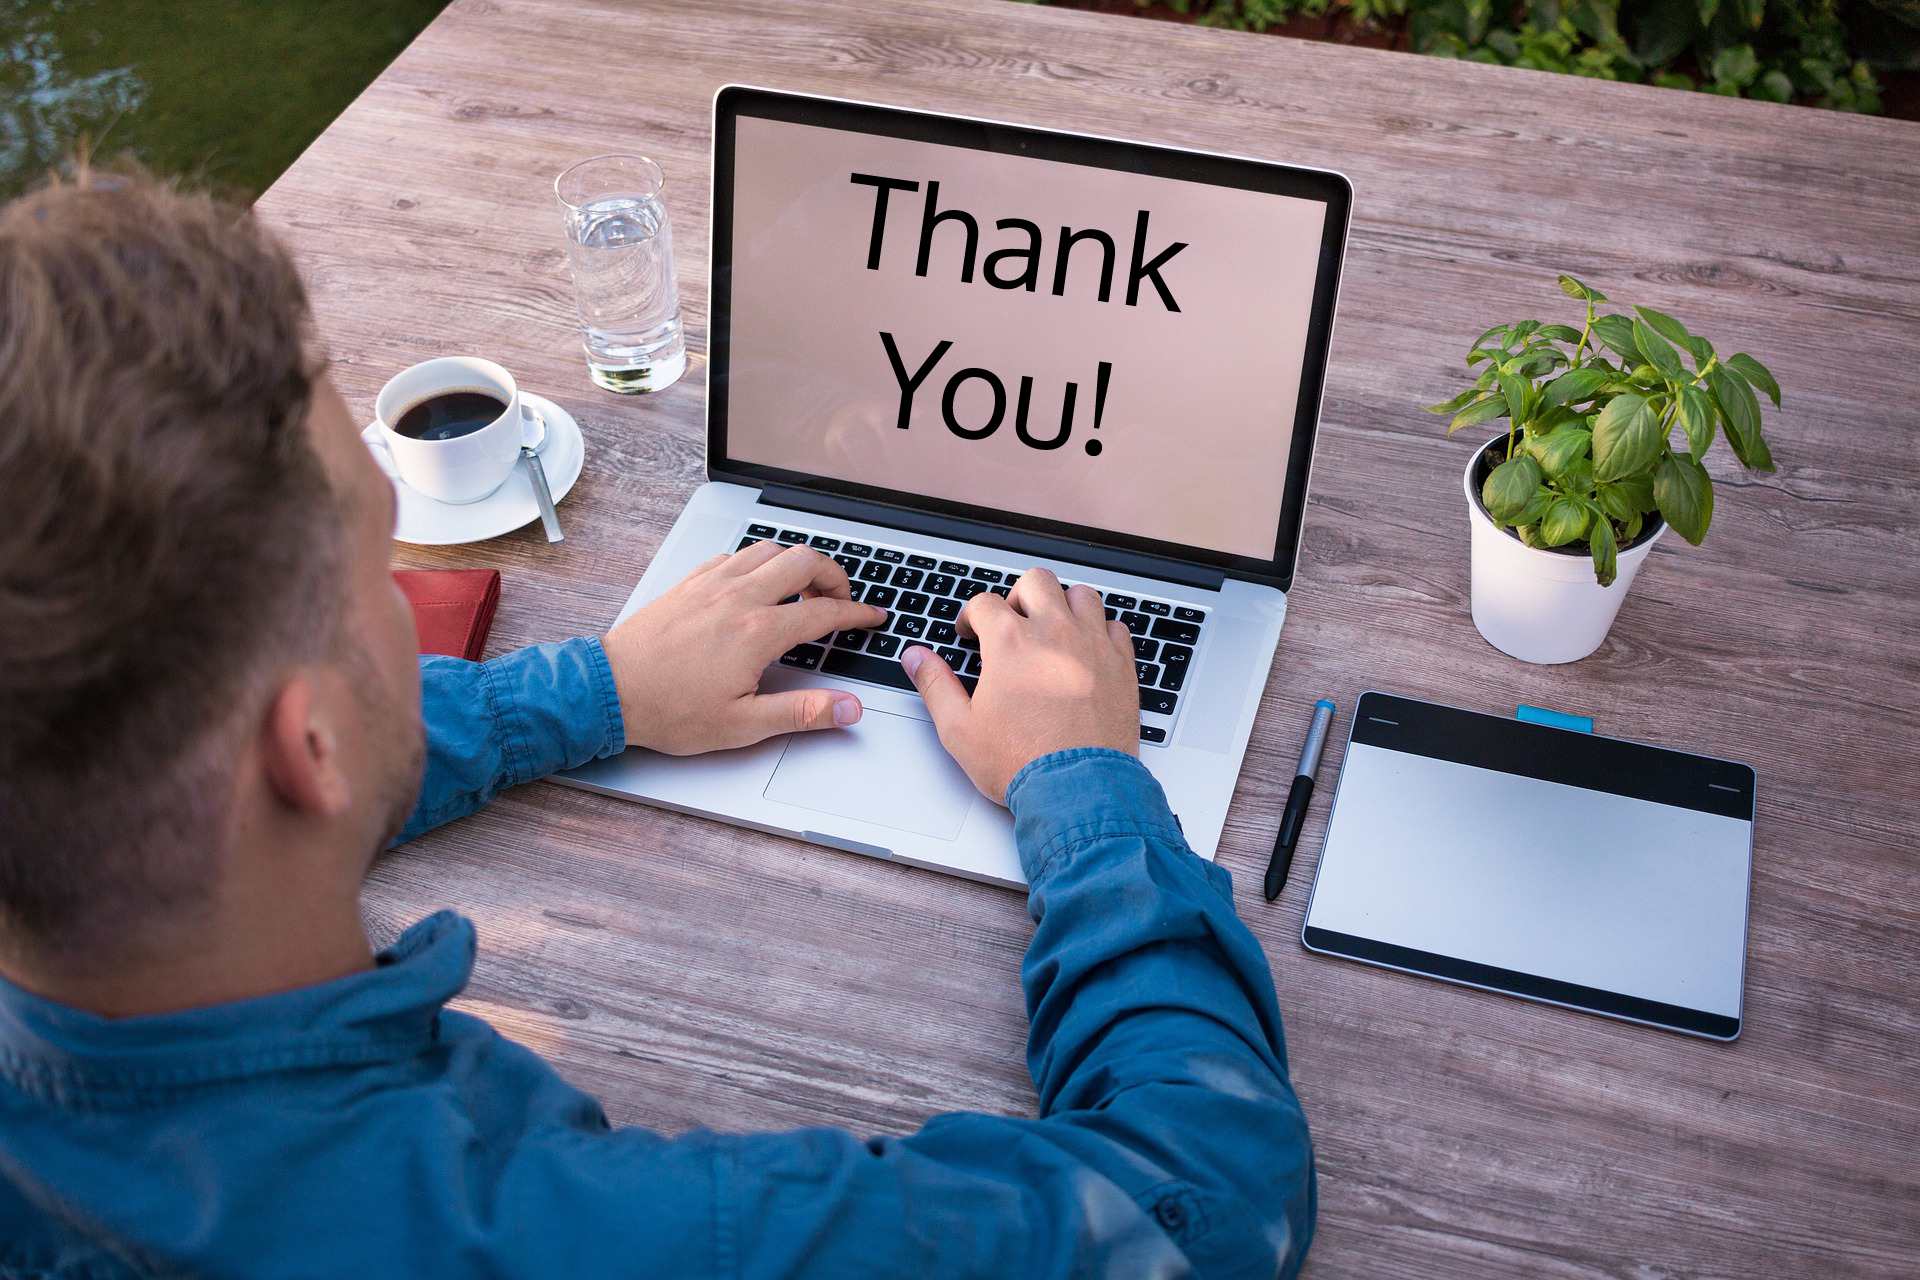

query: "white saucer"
(361, 392), (585, 546)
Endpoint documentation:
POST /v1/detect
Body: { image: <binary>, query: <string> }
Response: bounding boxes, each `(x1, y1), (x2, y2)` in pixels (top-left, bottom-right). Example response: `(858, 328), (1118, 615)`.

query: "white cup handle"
(359, 423), (399, 476)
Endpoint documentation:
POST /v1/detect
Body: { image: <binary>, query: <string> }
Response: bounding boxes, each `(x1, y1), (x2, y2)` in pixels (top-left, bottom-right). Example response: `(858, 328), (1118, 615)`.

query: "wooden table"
(256, 1), (1920, 1274)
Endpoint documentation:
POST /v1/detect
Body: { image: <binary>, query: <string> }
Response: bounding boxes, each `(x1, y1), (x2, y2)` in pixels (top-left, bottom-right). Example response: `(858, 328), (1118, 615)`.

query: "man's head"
(0, 165), (422, 977)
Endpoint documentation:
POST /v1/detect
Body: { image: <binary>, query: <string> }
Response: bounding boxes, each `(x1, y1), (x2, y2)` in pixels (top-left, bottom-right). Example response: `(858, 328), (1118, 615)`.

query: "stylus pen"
(1264, 699), (1335, 902)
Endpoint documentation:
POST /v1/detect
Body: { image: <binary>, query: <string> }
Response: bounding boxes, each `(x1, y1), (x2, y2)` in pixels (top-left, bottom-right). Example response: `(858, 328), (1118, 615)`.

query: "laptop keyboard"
(738, 522), (1208, 746)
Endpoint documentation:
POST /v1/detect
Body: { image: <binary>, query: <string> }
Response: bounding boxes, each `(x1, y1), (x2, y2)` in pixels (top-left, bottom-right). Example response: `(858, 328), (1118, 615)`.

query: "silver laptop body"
(559, 87), (1352, 888)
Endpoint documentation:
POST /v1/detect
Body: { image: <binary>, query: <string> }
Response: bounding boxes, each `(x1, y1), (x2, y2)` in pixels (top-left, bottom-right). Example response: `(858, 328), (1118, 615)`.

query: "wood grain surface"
(254, 1), (1920, 1275)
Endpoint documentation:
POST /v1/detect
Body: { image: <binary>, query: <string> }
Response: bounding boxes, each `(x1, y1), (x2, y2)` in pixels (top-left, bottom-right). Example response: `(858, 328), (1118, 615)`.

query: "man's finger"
(736, 687), (865, 743)
(1107, 618), (1132, 654)
(901, 645), (971, 729)
(1065, 582), (1105, 623)
(745, 543), (854, 601)
(957, 589), (1015, 642)
(720, 538), (789, 576)
(779, 595), (888, 645)
(1008, 567), (1069, 619)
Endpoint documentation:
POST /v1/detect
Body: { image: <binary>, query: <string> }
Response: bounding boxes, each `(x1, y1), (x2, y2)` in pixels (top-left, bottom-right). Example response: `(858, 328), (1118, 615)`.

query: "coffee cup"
(370, 357), (536, 504)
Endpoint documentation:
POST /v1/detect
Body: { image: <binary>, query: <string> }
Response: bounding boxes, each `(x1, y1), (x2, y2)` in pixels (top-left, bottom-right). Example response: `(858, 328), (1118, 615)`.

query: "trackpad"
(763, 709), (975, 840)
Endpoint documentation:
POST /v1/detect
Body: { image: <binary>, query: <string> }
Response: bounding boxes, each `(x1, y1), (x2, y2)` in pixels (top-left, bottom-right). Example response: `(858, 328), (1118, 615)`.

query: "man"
(0, 168), (1313, 1277)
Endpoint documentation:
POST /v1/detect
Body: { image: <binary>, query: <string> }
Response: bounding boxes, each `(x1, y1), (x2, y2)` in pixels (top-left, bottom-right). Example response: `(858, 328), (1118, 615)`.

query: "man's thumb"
(901, 645), (970, 726)
(749, 688), (864, 740)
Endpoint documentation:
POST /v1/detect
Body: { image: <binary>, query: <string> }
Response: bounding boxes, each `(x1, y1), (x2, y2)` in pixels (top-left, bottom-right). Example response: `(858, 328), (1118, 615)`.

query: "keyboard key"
(988, 584), (1010, 597)
(936, 645), (968, 669)
(1140, 688), (1178, 716)
(892, 615), (927, 639)
(1141, 600), (1171, 616)
(809, 535), (841, 551)
(924, 573), (957, 596)
(779, 643), (824, 670)
(890, 566), (923, 590)
(1140, 724), (1168, 745)
(1160, 643), (1193, 672)
(970, 568), (1003, 583)
(1136, 661), (1160, 686)
(1105, 593), (1137, 610)
(938, 560), (969, 575)
(875, 548), (905, 563)
(955, 580), (989, 600)
(1004, 574), (1021, 589)
(1120, 611), (1150, 636)
(736, 537), (758, 551)
(958, 633), (980, 651)
(865, 631), (901, 658)
(964, 652), (983, 676)
(907, 554), (937, 569)
(779, 595), (801, 605)
(747, 523), (777, 538)
(928, 621), (958, 645)
(832, 554), (861, 575)
(823, 646), (913, 691)
(1132, 635), (1159, 662)
(1174, 606), (1205, 623)
(1160, 664), (1186, 692)
(1150, 618), (1200, 646)
(929, 597), (962, 620)
(1104, 605), (1118, 620)
(777, 529), (808, 544)
(842, 542), (874, 557)
(847, 582), (865, 602)
(865, 585), (897, 609)
(858, 561), (891, 583)
(835, 630), (869, 648)
(898, 591), (931, 615)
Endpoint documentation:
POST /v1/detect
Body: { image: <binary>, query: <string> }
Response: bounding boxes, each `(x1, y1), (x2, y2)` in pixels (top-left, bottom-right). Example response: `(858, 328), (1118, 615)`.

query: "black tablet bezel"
(1301, 692), (1756, 1041)
(708, 85), (1352, 592)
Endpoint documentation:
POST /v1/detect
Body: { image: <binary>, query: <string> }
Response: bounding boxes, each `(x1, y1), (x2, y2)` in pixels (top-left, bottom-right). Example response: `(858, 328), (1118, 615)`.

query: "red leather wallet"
(394, 568), (501, 661)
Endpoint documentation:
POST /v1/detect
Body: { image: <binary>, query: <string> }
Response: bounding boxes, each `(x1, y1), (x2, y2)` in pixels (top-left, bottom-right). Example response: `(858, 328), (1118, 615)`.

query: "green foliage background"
(1038, 1), (1920, 113)
(3, 0), (452, 201)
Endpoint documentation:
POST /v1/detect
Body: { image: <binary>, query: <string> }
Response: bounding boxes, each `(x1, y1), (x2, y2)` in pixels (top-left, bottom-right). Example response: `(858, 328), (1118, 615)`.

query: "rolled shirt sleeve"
(392, 637), (626, 845)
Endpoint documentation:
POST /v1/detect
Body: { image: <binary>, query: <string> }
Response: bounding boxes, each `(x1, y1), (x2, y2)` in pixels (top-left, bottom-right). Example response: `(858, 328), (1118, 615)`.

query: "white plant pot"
(1465, 438), (1667, 664)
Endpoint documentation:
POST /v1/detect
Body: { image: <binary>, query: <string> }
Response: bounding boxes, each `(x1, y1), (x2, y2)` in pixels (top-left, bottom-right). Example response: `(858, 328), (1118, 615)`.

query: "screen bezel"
(708, 85), (1352, 591)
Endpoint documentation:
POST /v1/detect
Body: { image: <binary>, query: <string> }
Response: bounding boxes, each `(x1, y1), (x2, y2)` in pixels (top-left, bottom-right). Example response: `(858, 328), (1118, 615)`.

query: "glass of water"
(554, 154), (687, 394)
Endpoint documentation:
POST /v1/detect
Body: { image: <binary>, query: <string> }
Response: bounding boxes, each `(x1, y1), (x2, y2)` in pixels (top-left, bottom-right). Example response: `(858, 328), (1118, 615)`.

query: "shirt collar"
(0, 911), (475, 1107)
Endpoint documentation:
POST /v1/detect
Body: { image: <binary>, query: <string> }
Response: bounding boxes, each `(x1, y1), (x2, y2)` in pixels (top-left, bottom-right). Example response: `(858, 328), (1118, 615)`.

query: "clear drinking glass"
(555, 154), (687, 394)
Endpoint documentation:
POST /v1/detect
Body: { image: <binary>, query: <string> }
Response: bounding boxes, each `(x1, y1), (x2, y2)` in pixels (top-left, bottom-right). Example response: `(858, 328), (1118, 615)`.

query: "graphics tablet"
(1302, 692), (1756, 1039)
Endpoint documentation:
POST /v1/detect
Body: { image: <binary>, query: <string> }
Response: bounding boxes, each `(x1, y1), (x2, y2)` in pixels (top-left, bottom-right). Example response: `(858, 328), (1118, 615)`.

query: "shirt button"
(1155, 1198), (1187, 1231)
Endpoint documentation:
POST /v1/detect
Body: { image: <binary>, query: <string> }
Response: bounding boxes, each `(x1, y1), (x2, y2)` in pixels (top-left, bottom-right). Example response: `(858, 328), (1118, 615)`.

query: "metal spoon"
(520, 406), (563, 543)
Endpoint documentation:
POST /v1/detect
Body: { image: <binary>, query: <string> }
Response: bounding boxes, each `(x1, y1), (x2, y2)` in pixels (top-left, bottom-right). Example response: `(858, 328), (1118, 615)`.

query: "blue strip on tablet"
(1516, 704), (1593, 734)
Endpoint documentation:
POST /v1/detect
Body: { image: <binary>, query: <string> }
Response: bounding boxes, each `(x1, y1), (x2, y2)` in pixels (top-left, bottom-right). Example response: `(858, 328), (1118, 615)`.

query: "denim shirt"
(0, 639), (1315, 1279)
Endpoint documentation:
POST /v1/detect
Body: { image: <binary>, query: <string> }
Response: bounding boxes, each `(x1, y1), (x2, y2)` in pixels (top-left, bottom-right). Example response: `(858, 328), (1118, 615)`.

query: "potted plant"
(1424, 274), (1782, 664)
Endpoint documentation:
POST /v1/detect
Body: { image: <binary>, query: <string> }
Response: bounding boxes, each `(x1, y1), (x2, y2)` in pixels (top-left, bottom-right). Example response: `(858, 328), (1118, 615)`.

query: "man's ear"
(259, 674), (352, 818)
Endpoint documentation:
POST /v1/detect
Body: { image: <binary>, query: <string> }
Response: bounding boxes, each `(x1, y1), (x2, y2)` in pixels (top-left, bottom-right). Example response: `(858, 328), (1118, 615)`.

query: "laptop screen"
(710, 89), (1350, 583)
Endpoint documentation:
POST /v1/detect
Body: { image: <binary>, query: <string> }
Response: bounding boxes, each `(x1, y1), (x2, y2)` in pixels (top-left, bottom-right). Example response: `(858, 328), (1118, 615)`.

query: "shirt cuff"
(583, 636), (628, 751)
(1005, 747), (1188, 884)
(475, 636), (627, 787)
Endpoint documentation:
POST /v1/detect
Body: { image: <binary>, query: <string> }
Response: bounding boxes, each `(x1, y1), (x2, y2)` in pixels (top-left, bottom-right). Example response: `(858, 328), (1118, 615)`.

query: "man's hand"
(602, 540), (887, 755)
(901, 568), (1139, 803)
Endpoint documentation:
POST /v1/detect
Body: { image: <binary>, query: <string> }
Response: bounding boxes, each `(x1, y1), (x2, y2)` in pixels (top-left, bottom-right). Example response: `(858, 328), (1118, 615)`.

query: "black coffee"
(395, 389), (507, 441)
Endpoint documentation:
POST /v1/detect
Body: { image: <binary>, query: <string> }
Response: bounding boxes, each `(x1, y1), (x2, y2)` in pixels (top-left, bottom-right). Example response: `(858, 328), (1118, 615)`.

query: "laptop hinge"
(757, 484), (1229, 591)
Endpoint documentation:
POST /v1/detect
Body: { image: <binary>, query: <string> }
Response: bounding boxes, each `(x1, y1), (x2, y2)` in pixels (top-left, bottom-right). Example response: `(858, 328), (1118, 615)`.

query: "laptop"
(557, 85), (1352, 888)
